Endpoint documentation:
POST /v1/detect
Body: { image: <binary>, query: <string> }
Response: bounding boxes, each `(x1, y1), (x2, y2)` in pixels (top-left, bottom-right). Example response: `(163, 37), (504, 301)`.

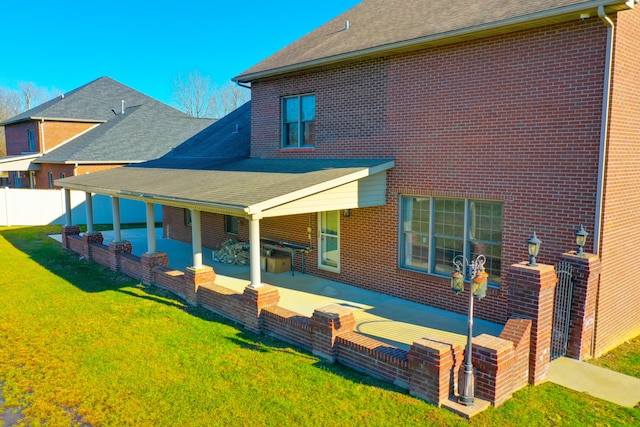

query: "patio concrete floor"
(82, 228), (504, 351)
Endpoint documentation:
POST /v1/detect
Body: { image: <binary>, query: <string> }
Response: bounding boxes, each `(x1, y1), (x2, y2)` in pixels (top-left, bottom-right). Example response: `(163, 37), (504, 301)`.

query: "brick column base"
(61, 225), (80, 249)
(473, 334), (515, 407)
(140, 252), (169, 285)
(507, 262), (558, 385)
(499, 318), (532, 392)
(107, 240), (132, 271)
(560, 252), (601, 360)
(242, 285), (280, 334)
(184, 266), (216, 305)
(81, 232), (104, 260)
(310, 304), (356, 362)
(408, 337), (462, 406)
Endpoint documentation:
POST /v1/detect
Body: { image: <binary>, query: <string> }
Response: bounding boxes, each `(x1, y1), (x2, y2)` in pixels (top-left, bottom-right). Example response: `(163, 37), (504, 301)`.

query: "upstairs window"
(282, 95), (315, 148)
(400, 196), (503, 285)
(27, 129), (35, 151)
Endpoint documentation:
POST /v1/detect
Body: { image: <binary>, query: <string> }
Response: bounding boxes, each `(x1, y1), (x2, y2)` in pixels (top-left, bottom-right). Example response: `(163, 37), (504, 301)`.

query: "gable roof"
(0, 76), (183, 126)
(234, 0), (635, 83)
(35, 103), (214, 164)
(0, 76), (214, 165)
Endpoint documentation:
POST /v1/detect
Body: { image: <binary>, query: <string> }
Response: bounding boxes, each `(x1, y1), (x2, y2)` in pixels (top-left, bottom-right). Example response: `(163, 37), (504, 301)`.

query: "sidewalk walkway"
(549, 357), (640, 408)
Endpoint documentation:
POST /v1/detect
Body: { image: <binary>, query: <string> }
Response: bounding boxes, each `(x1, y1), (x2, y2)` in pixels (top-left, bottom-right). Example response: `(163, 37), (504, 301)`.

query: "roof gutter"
(233, 0), (635, 83)
(593, 5), (617, 255)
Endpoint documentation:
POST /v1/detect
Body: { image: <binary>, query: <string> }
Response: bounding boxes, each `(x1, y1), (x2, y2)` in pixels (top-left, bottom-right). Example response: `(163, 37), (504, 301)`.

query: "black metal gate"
(551, 261), (574, 360)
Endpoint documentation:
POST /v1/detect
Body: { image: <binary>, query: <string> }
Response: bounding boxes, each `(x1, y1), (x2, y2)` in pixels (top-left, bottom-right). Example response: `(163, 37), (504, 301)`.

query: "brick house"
(57, 0), (640, 361)
(0, 76), (213, 189)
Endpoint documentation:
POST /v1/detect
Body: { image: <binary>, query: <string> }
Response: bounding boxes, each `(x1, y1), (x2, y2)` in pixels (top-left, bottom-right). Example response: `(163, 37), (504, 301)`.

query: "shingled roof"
(1, 76), (214, 164)
(234, 0), (635, 82)
(0, 76), (180, 125)
(137, 101), (251, 170)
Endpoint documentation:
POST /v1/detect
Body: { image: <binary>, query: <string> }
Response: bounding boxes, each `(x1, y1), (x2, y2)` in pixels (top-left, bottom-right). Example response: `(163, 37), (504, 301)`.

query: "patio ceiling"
(55, 158), (395, 218)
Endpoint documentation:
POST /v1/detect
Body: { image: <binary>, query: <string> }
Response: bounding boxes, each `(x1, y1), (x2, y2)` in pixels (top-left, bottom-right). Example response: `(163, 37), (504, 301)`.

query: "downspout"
(593, 6), (615, 255)
(39, 119), (45, 152)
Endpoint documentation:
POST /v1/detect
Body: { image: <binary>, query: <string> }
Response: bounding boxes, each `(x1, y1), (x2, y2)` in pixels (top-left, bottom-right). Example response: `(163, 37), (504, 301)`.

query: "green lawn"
(1, 226), (639, 426)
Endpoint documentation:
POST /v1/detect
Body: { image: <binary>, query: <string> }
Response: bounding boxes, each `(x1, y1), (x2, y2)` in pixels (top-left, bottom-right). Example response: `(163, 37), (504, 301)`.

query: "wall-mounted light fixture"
(343, 209), (351, 217)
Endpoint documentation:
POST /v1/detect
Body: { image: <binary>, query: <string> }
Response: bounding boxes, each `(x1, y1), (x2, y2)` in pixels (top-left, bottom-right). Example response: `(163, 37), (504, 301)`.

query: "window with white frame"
(282, 94), (315, 148)
(400, 196), (503, 285)
(48, 172), (54, 189)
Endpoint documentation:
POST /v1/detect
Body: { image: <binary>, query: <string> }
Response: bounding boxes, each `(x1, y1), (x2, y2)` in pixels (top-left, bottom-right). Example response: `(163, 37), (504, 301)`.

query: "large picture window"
(282, 95), (315, 148)
(400, 196), (503, 285)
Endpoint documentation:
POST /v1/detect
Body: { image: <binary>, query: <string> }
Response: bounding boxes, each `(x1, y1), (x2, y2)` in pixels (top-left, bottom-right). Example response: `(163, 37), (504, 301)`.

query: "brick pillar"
(472, 334), (515, 407)
(507, 262), (558, 385)
(560, 252), (601, 360)
(408, 337), (463, 406)
(499, 318), (532, 392)
(242, 285), (280, 334)
(81, 232), (104, 260)
(140, 252), (168, 285)
(107, 240), (132, 271)
(61, 225), (80, 249)
(310, 304), (355, 362)
(184, 266), (216, 305)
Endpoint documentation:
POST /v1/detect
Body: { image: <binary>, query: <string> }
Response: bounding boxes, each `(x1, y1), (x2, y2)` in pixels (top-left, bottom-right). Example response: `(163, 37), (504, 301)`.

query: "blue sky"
(1, 1), (361, 106)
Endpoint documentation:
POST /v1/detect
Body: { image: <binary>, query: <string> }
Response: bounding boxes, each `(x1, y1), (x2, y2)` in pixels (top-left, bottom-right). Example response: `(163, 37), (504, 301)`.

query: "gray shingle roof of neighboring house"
(36, 102), (215, 164)
(136, 101), (251, 170)
(0, 76), (215, 164)
(0, 76), (179, 125)
(234, 0), (635, 82)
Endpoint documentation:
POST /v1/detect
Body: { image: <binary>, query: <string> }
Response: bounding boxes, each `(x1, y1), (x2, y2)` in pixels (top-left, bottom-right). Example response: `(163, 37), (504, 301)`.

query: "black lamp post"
(450, 254), (488, 406)
(574, 224), (588, 255)
(527, 232), (542, 266)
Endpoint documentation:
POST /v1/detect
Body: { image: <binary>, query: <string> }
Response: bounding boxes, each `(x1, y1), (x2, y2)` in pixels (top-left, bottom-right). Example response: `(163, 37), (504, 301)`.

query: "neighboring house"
(0, 76), (213, 189)
(57, 0), (640, 359)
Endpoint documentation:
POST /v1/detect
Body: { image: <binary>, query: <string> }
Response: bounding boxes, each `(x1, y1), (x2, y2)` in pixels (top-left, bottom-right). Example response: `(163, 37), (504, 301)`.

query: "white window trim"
(399, 195), (502, 286)
(282, 94), (316, 148)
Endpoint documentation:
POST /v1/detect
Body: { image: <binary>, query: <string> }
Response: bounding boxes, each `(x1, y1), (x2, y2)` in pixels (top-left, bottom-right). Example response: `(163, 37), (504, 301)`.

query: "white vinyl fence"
(0, 187), (162, 226)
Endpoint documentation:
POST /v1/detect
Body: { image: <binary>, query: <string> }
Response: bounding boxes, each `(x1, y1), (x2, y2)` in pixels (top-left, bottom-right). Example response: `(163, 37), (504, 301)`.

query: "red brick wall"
(40, 121), (97, 151)
(163, 207), (251, 250)
(594, 8), (640, 355)
(4, 121), (39, 154)
(34, 163), (127, 189)
(247, 20), (608, 323)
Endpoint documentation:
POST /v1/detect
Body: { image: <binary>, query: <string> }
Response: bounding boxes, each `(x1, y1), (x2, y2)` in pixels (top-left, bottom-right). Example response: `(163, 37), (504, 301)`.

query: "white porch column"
(249, 215), (262, 288)
(85, 192), (94, 233)
(191, 209), (203, 269)
(111, 196), (122, 242)
(64, 189), (72, 226)
(145, 202), (156, 253)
